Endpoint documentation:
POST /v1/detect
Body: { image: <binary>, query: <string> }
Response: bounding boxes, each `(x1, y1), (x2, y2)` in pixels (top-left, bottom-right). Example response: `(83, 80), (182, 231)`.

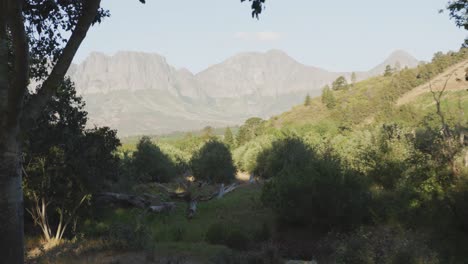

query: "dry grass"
(397, 60), (468, 106)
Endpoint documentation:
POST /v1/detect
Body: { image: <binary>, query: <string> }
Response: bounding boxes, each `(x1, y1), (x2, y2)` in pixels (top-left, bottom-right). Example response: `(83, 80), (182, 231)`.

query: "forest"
(1, 0), (468, 263)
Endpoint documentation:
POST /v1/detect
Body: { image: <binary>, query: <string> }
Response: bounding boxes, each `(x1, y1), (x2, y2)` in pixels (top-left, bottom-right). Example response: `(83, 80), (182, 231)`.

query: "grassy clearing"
(84, 184), (272, 253)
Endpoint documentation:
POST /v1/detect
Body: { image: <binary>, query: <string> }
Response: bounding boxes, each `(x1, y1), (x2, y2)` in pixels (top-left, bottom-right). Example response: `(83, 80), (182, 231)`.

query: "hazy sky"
(75, 0), (466, 73)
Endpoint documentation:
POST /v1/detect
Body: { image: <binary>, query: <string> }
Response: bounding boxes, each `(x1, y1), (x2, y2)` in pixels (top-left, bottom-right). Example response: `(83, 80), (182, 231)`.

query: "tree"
(241, 0), (266, 18)
(0, 1), (264, 261)
(23, 79), (120, 244)
(202, 126), (214, 140)
(332, 76), (348, 91)
(321, 85), (336, 109)
(0, 2), (108, 261)
(445, 1), (468, 45)
(191, 140), (236, 184)
(259, 137), (370, 229)
(132, 136), (176, 183)
(224, 127), (235, 148)
(304, 93), (312, 106)
(236, 117), (265, 145)
(351, 72), (357, 85)
(384, 65), (394, 77)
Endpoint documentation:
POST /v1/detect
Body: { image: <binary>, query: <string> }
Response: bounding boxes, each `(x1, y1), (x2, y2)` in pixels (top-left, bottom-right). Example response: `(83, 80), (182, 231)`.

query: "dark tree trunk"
(0, 5), (24, 262)
(0, 128), (24, 264)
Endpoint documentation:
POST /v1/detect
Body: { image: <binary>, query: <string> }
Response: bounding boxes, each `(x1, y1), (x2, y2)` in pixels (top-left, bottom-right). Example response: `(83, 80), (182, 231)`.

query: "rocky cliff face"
(196, 50), (338, 98)
(67, 50), (419, 136)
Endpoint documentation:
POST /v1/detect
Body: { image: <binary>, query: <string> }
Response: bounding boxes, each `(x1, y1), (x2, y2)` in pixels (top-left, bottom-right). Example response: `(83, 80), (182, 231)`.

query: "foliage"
(259, 137), (371, 230)
(191, 140), (236, 183)
(22, 1), (109, 81)
(304, 93), (312, 106)
(351, 72), (357, 85)
(241, 0), (267, 18)
(447, 0), (468, 35)
(224, 127), (235, 148)
(206, 223), (250, 251)
(202, 126), (215, 140)
(332, 76), (349, 91)
(254, 137), (312, 180)
(157, 142), (191, 175)
(132, 136), (176, 183)
(321, 85), (336, 109)
(233, 135), (274, 173)
(384, 65), (394, 77)
(330, 226), (439, 264)
(23, 79), (120, 241)
(361, 123), (412, 190)
(236, 117), (266, 146)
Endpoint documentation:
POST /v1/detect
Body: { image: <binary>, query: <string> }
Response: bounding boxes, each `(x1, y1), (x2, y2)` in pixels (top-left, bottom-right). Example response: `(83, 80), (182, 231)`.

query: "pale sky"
(75, 0), (467, 73)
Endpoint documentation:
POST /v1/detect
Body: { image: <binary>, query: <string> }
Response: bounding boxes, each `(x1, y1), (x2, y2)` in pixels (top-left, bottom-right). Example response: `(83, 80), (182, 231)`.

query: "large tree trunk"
(0, 129), (24, 264)
(0, 5), (24, 262)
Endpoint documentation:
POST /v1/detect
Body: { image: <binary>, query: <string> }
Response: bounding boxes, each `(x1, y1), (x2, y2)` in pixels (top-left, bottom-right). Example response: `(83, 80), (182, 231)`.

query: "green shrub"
(332, 226), (439, 264)
(252, 222), (272, 242)
(191, 140), (236, 183)
(232, 135), (274, 173)
(169, 226), (186, 242)
(211, 244), (282, 264)
(259, 137), (371, 230)
(132, 136), (176, 183)
(206, 223), (251, 251)
(105, 221), (151, 250)
(225, 229), (250, 251)
(206, 223), (229, 245)
(158, 142), (191, 175)
(254, 137), (313, 179)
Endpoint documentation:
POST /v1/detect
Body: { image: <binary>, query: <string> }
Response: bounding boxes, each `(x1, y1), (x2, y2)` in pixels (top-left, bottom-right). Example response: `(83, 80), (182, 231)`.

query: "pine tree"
(321, 85), (336, 109)
(351, 72), (357, 86)
(384, 65), (394, 77)
(304, 93), (312, 106)
(224, 127), (235, 148)
(202, 126), (214, 140)
(332, 76), (348, 91)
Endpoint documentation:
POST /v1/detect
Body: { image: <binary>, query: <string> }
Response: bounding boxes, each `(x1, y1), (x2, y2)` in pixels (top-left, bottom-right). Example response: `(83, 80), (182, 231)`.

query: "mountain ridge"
(67, 49), (420, 136)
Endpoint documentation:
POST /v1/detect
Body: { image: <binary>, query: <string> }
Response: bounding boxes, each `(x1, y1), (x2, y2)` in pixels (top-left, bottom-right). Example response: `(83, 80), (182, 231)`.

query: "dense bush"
(259, 137), (371, 230)
(232, 135), (274, 173)
(132, 136), (176, 183)
(329, 226), (439, 264)
(206, 223), (251, 251)
(211, 244), (282, 264)
(104, 219), (151, 250)
(158, 142), (191, 174)
(254, 136), (315, 180)
(191, 140), (236, 183)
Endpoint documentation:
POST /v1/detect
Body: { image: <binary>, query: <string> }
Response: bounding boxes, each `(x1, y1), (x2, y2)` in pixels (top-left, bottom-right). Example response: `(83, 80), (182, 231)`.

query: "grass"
(81, 184), (273, 254)
(29, 184), (273, 263)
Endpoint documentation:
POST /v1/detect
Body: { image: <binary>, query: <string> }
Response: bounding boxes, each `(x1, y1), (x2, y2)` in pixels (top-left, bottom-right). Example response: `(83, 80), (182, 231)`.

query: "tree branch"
(429, 70), (456, 138)
(21, 0), (101, 131)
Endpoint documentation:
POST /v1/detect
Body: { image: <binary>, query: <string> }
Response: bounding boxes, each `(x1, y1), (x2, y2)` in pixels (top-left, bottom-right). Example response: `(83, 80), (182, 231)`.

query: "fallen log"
(95, 192), (175, 213)
(149, 202), (176, 213)
(95, 192), (150, 209)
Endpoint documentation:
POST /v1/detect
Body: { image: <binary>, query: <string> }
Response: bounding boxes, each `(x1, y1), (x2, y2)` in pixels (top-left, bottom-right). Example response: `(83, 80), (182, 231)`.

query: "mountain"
(196, 50), (337, 98)
(367, 50), (420, 76)
(67, 50), (419, 136)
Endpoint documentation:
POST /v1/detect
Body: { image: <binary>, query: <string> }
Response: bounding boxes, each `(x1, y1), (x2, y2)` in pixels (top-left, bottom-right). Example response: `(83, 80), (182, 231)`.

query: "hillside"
(67, 50), (419, 136)
(269, 51), (468, 130)
(397, 59), (468, 106)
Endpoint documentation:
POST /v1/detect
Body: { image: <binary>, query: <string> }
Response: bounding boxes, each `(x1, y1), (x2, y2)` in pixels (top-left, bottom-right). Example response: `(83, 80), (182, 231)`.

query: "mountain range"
(67, 49), (419, 136)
